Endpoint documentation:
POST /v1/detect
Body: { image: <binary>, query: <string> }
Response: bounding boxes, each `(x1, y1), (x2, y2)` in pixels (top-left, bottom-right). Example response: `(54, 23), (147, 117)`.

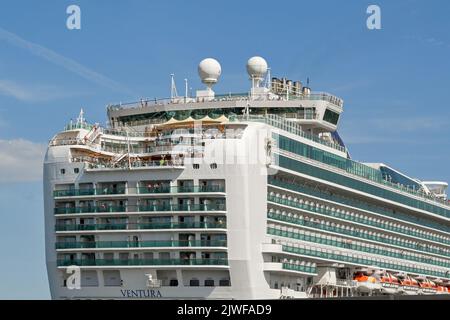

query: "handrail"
(106, 92), (343, 111)
(268, 177), (450, 235)
(56, 240), (227, 249)
(55, 221), (227, 231)
(57, 258), (229, 267)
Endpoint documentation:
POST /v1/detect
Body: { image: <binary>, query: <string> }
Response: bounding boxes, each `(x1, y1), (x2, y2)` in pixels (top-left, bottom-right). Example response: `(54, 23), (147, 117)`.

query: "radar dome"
(246, 56), (268, 79)
(198, 58), (222, 85)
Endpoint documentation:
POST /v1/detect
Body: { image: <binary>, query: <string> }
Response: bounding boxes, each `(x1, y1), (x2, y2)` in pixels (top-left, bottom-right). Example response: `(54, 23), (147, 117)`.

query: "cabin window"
(219, 279), (230, 286)
(204, 279), (215, 287)
(190, 279), (200, 287)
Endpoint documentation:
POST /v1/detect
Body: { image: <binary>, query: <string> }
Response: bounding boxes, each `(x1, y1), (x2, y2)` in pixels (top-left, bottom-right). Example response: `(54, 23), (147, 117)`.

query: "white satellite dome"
(246, 56), (268, 79)
(198, 58), (221, 85)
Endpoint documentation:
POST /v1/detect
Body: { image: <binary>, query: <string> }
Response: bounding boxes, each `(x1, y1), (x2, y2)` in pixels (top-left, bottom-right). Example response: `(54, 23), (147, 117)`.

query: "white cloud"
(0, 139), (46, 182)
(0, 27), (132, 94)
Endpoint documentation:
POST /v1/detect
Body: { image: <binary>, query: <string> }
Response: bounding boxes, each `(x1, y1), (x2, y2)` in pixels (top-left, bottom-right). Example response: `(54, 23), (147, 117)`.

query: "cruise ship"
(43, 56), (450, 299)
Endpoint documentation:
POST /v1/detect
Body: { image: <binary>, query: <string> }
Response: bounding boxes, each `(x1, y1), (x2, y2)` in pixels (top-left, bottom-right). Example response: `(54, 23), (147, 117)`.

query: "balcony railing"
(64, 122), (95, 131)
(267, 192), (450, 247)
(54, 206), (126, 214)
(280, 244), (448, 280)
(56, 240), (227, 249)
(138, 203), (226, 212)
(53, 185), (224, 198)
(231, 114), (346, 153)
(267, 211), (450, 259)
(138, 185), (225, 194)
(282, 263), (317, 274)
(267, 227), (450, 269)
(106, 91), (343, 111)
(137, 221), (226, 230)
(53, 188), (126, 197)
(268, 177), (450, 236)
(57, 258), (229, 267)
(84, 159), (185, 170)
(55, 221), (227, 231)
(55, 223), (128, 231)
(54, 203), (226, 214)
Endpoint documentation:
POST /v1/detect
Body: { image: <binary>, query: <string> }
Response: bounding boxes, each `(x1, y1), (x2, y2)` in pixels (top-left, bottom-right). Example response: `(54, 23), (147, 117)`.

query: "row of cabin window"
(193, 163), (218, 170)
(60, 168), (79, 175)
(63, 278), (231, 287)
(170, 278), (230, 287)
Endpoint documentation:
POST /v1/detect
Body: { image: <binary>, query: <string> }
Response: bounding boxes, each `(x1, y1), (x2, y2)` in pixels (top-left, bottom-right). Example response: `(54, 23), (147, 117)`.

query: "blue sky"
(0, 0), (449, 299)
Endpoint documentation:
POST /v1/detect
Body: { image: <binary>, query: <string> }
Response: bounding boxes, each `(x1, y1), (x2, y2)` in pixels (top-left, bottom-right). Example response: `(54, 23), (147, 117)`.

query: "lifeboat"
(416, 276), (438, 295)
(434, 279), (449, 295)
(397, 274), (420, 295)
(442, 281), (450, 295)
(353, 268), (381, 293)
(379, 272), (400, 294)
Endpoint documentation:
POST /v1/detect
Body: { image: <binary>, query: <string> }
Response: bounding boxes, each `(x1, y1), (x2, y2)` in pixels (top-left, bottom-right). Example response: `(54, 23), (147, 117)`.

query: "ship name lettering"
(120, 289), (162, 298)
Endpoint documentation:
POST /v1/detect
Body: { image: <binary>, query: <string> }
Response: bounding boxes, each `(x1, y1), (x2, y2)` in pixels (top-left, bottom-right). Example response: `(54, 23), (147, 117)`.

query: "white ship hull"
(44, 57), (450, 299)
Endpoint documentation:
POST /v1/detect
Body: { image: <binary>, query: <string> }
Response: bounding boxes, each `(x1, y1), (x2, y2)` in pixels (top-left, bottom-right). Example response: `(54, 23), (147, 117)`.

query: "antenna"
(184, 78), (188, 100)
(76, 108), (85, 125)
(264, 67), (271, 90)
(170, 74), (178, 99)
(307, 77), (310, 87)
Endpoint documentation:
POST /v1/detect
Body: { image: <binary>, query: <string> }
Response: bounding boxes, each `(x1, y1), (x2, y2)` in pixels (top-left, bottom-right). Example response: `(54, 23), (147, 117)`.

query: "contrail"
(0, 27), (133, 95)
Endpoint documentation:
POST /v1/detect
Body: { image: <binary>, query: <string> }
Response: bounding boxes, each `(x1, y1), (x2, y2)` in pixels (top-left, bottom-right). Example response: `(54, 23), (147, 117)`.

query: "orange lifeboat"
(353, 268), (381, 293)
(416, 277), (438, 295)
(380, 272), (400, 294)
(434, 279), (449, 295)
(398, 275), (419, 295)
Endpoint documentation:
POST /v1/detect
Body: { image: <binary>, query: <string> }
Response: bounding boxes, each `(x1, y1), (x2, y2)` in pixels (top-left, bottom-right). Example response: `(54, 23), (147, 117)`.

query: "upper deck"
(106, 91), (344, 132)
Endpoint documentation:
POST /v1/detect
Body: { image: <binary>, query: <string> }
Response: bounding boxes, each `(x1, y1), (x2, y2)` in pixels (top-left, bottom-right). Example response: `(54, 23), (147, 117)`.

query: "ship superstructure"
(44, 56), (450, 299)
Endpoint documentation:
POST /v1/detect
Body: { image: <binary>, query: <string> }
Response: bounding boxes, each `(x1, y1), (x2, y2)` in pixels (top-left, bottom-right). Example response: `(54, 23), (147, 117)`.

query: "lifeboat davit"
(397, 274), (420, 295)
(380, 272), (400, 294)
(416, 276), (438, 295)
(434, 279), (449, 295)
(353, 268), (381, 293)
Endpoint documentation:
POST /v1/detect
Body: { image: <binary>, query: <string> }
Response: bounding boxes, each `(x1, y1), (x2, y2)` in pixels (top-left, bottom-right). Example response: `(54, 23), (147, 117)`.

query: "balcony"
(263, 261), (317, 275)
(55, 223), (127, 231)
(84, 159), (185, 171)
(267, 209), (450, 259)
(54, 189), (96, 197)
(57, 258), (229, 267)
(64, 122), (94, 131)
(55, 221), (227, 231)
(282, 262), (316, 274)
(138, 203), (226, 212)
(280, 244), (449, 280)
(53, 185), (225, 198)
(138, 185), (225, 194)
(275, 153), (450, 218)
(53, 188), (126, 197)
(54, 205), (126, 214)
(267, 227), (450, 269)
(55, 240), (227, 249)
(268, 177), (450, 236)
(267, 188), (450, 247)
(137, 221), (227, 229)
